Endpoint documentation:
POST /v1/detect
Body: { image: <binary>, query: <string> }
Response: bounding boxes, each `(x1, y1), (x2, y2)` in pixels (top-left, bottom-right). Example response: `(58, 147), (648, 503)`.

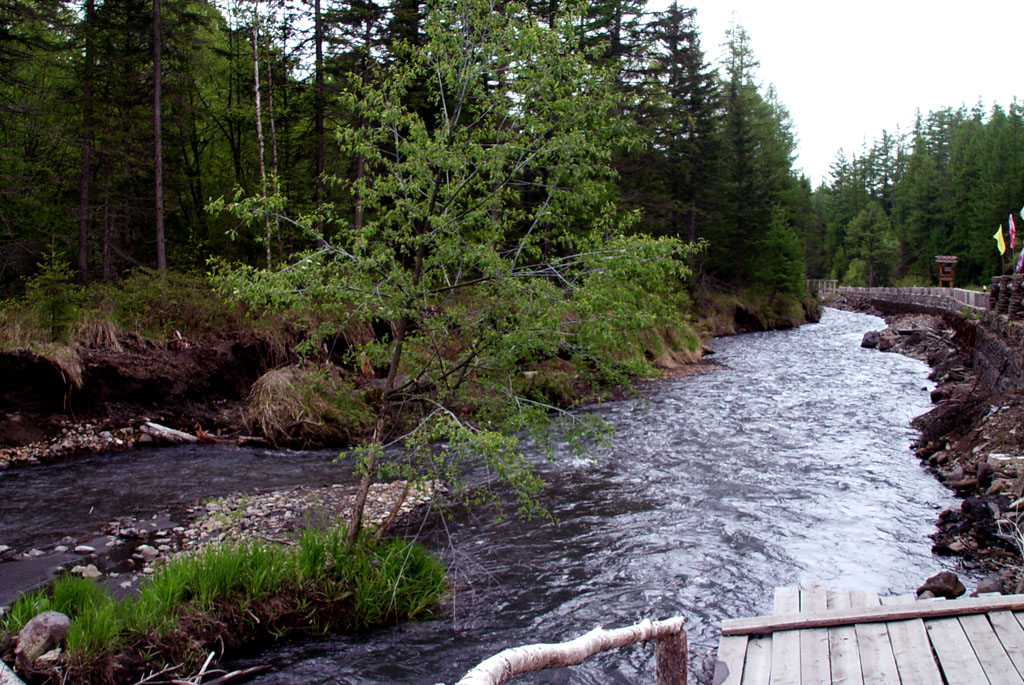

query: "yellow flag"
(995, 225), (1007, 255)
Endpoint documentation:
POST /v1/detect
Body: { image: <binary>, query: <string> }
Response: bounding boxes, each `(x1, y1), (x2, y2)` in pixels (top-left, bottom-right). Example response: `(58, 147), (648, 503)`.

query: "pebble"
(0, 420), (135, 466)
(5, 480), (439, 595)
(136, 545), (159, 560)
(71, 564), (102, 578)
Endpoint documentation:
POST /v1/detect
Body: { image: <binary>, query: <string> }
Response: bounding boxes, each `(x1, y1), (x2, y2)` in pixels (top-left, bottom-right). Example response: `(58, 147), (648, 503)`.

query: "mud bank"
(1, 297), (821, 468)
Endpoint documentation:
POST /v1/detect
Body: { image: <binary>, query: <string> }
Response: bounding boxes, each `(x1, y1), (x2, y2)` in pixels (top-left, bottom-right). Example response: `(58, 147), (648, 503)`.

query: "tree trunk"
(153, 0), (166, 272)
(102, 173), (111, 281)
(314, 0), (324, 236)
(265, 33), (280, 241)
(251, 15), (271, 269)
(457, 617), (687, 685)
(374, 480), (410, 542)
(345, 242), (427, 545)
(353, 152), (365, 230)
(77, 0), (96, 282)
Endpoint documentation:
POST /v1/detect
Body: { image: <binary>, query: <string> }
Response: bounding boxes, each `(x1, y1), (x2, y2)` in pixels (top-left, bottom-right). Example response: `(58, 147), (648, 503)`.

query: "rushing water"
(227, 307), (975, 683)
(0, 308), (976, 682)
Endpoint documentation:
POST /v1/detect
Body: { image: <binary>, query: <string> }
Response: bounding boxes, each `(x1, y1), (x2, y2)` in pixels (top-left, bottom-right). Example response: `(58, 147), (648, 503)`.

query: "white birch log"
(456, 616), (686, 685)
(139, 421), (198, 444)
(0, 660), (25, 685)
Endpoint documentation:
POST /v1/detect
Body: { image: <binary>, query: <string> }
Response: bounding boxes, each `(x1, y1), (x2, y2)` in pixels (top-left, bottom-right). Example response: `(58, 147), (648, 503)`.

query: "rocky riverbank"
(0, 479), (436, 609)
(833, 294), (1024, 592)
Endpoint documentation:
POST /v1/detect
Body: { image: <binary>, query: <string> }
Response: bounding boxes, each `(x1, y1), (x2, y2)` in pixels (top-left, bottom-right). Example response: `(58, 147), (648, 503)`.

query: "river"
(229, 307), (975, 683)
(0, 307), (975, 683)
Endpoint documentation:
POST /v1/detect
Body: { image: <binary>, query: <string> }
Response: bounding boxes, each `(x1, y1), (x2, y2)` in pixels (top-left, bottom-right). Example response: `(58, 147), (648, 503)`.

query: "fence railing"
(806, 279), (839, 296)
(836, 286), (989, 315)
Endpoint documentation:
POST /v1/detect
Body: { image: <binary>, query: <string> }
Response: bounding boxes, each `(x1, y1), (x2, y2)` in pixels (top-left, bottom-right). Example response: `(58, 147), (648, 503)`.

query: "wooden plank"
(713, 635), (748, 685)
(879, 594), (943, 685)
(798, 580), (830, 684)
(990, 610), (1024, 679)
(959, 612), (1024, 684)
(769, 586), (800, 685)
(925, 616), (990, 684)
(850, 590), (900, 684)
(827, 589), (863, 685)
(722, 593), (1024, 636)
(741, 636), (772, 685)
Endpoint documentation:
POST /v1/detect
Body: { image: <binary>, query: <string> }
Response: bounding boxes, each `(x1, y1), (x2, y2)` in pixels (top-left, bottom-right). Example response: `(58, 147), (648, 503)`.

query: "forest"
(4, 0), (1023, 297)
(816, 105), (1024, 288)
(1, 0), (813, 296)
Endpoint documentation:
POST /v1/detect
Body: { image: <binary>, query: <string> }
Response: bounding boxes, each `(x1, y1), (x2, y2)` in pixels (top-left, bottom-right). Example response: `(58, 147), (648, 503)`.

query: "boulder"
(977, 462), (996, 490)
(962, 497), (995, 523)
(14, 611), (70, 672)
(861, 331), (880, 348)
(973, 576), (1005, 596)
(917, 571), (966, 599)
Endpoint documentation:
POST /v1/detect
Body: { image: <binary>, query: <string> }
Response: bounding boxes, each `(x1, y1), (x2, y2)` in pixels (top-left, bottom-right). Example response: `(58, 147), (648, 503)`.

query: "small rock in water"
(973, 576), (1005, 596)
(917, 570), (966, 599)
(0, 545), (9, 553)
(861, 330), (880, 348)
(136, 544), (160, 560)
(71, 564), (102, 579)
(74, 545), (95, 554)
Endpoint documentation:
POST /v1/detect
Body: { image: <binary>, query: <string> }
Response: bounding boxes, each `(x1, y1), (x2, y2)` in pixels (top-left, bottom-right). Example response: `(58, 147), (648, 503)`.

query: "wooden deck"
(713, 580), (1024, 684)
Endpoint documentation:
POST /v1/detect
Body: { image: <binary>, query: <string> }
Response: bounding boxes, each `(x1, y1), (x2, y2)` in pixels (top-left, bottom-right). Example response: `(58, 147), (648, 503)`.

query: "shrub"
(85, 268), (246, 339)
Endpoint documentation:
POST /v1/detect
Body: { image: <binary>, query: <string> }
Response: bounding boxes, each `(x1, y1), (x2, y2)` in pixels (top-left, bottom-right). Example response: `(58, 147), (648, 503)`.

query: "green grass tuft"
(1, 527), (446, 682)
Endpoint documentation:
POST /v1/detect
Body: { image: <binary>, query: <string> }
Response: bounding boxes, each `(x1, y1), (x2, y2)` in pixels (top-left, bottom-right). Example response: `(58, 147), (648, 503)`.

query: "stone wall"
(974, 314), (1024, 393)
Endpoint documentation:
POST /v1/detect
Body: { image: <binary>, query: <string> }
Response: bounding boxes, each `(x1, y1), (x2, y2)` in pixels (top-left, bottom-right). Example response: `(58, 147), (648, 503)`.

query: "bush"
(85, 268), (246, 338)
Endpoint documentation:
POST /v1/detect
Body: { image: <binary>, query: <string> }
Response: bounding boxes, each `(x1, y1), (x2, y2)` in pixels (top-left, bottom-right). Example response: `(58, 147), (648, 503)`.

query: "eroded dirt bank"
(832, 294), (1024, 591)
(0, 297), (822, 468)
(0, 331), (287, 465)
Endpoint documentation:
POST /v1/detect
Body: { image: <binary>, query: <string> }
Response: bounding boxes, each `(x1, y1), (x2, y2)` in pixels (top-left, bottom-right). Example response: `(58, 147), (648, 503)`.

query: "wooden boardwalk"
(714, 580), (1024, 684)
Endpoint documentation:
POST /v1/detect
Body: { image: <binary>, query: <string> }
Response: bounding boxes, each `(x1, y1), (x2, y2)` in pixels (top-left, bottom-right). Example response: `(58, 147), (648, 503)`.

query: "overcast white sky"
(645, 1), (1024, 187)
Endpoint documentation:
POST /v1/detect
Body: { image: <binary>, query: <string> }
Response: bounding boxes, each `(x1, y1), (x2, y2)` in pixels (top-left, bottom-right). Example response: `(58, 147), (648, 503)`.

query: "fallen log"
(139, 421), (198, 445)
(1, 660), (25, 685)
(456, 616), (686, 685)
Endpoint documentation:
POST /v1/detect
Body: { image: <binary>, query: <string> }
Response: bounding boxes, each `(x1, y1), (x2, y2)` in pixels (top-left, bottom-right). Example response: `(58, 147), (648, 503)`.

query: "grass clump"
(0, 529), (446, 683)
(85, 268), (247, 339)
(244, 364), (373, 446)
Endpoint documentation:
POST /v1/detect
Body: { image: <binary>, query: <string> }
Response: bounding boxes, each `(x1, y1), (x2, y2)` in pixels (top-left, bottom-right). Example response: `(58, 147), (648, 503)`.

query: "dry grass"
(75, 317), (122, 352)
(244, 365), (373, 446)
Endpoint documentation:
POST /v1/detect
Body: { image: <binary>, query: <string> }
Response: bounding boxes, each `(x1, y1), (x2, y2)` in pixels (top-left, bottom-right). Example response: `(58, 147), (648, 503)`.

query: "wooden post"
(656, 628), (687, 685)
